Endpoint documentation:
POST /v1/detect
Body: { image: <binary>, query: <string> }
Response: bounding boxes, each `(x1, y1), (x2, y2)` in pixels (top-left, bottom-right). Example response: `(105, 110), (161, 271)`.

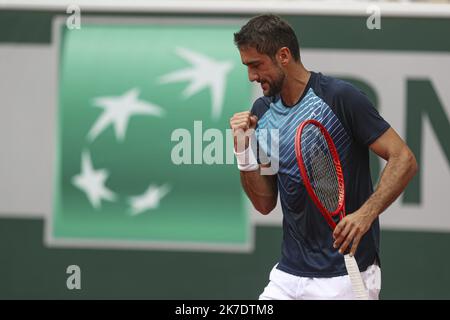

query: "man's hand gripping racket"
(295, 119), (369, 300)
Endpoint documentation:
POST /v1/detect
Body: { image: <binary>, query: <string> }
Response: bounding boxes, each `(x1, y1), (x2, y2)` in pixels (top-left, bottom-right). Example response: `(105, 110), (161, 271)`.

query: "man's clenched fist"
(230, 111), (258, 153)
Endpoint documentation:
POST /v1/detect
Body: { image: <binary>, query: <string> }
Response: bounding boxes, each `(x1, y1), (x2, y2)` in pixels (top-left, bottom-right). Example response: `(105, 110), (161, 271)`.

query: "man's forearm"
(230, 110), (278, 214)
(361, 147), (418, 220)
(333, 128), (418, 256)
(240, 170), (278, 215)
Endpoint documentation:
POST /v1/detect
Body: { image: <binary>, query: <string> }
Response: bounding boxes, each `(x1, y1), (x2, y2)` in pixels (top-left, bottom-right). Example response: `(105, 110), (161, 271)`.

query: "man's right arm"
(240, 170), (278, 215)
(230, 111), (278, 215)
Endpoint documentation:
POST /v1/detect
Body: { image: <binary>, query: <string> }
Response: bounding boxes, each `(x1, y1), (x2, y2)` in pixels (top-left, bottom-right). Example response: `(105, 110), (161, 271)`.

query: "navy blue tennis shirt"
(251, 71), (390, 277)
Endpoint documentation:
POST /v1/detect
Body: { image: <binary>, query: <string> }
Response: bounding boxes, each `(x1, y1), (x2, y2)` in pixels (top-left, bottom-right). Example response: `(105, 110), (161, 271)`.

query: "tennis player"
(230, 14), (418, 300)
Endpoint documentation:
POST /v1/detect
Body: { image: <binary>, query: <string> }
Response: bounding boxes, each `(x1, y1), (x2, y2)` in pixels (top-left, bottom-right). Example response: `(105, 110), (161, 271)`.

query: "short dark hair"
(234, 14), (300, 62)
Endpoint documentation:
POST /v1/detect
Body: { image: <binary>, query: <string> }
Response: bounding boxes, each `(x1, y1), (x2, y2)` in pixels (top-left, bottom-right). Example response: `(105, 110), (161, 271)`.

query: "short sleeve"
(250, 97), (270, 121)
(336, 83), (390, 146)
(250, 97), (271, 165)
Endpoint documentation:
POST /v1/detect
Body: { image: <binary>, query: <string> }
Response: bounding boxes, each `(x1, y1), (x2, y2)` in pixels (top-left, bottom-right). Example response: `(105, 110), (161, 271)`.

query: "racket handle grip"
(344, 254), (369, 300)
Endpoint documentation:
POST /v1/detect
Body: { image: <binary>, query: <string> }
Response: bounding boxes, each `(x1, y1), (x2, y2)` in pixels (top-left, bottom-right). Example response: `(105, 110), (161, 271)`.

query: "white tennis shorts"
(259, 263), (381, 300)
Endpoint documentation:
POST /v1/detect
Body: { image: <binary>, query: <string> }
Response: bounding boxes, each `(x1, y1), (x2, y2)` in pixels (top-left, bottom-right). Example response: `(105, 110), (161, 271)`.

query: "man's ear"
(277, 47), (291, 66)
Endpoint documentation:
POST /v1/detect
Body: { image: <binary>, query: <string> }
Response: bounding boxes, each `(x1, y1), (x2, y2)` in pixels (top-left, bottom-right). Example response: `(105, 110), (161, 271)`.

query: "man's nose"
(248, 69), (259, 82)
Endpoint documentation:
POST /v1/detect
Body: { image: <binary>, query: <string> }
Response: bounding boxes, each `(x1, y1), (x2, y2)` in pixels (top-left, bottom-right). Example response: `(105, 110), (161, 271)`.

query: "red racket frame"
(294, 119), (346, 230)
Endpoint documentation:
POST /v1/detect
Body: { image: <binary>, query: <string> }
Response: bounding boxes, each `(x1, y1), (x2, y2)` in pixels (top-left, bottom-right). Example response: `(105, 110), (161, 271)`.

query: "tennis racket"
(295, 119), (369, 300)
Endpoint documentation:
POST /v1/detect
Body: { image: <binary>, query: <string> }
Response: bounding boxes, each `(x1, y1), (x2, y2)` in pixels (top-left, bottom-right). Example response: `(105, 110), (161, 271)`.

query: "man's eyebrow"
(242, 60), (259, 66)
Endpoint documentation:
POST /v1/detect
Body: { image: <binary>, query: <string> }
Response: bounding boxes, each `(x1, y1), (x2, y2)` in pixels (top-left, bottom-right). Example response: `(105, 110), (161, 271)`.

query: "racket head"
(295, 119), (345, 230)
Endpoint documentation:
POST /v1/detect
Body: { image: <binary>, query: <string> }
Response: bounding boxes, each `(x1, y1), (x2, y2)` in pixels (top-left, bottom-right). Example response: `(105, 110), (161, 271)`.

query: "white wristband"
(234, 146), (259, 171)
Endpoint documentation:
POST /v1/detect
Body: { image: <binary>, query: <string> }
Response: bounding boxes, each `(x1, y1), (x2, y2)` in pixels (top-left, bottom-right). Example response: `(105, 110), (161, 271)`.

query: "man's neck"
(280, 65), (311, 107)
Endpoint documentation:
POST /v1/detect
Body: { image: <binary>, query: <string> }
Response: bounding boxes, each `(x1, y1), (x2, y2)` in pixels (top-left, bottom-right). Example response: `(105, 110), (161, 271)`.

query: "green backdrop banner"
(52, 21), (251, 249)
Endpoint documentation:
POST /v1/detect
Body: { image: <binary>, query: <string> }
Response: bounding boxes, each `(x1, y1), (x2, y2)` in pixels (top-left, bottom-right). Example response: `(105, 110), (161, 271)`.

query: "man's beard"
(263, 68), (285, 97)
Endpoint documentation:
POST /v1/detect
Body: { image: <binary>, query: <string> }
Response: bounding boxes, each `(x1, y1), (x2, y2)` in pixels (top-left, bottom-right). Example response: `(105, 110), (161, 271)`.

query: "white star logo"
(128, 184), (171, 216)
(71, 150), (116, 209)
(159, 47), (234, 120)
(88, 88), (165, 142)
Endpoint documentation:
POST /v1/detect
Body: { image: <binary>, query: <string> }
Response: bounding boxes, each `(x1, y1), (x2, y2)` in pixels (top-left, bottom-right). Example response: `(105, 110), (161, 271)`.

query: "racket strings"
(301, 125), (340, 213)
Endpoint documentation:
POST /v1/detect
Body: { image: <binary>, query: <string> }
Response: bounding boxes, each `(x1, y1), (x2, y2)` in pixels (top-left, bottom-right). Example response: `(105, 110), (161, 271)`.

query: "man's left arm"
(333, 127), (418, 256)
